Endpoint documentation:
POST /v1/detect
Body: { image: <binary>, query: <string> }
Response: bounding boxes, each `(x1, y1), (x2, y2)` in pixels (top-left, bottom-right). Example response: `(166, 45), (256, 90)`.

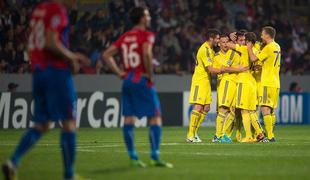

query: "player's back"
(193, 42), (214, 82)
(114, 28), (155, 77)
(260, 41), (281, 88)
(29, 1), (69, 71)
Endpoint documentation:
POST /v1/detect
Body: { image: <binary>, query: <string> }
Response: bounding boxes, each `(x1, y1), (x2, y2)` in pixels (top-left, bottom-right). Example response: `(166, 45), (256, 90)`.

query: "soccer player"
(186, 29), (221, 143)
(2, 0), (89, 179)
(227, 32), (265, 142)
(102, 7), (173, 168)
(247, 26), (281, 142)
(212, 34), (248, 142)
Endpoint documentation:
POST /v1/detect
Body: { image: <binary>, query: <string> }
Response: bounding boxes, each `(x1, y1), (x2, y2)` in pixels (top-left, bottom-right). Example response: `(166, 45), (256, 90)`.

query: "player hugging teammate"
(187, 26), (281, 143)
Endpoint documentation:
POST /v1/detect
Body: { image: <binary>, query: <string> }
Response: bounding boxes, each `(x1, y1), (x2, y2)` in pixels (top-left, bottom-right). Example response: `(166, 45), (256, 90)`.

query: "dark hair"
(129, 7), (147, 25)
(220, 33), (229, 39)
(206, 29), (220, 40)
(236, 29), (247, 37)
(262, 26), (276, 39)
(245, 32), (257, 44)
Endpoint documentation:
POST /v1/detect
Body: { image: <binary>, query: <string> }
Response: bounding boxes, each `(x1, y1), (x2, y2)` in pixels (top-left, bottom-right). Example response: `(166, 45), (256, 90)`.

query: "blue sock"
(149, 125), (162, 161)
(11, 128), (42, 167)
(61, 131), (76, 179)
(123, 124), (138, 160)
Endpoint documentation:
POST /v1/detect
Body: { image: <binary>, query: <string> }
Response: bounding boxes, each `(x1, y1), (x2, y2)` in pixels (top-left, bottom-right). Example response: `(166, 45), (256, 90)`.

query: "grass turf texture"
(1, 126), (310, 180)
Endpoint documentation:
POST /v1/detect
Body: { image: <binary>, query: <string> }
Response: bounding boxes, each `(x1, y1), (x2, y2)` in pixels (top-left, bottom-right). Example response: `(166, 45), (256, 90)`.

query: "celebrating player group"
(187, 27), (281, 143)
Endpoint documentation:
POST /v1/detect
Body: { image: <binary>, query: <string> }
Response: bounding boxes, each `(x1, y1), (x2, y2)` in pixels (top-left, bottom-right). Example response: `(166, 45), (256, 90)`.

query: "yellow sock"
(250, 111), (263, 134)
(223, 111), (235, 137)
(195, 111), (206, 135)
(235, 111), (242, 142)
(215, 111), (226, 137)
(263, 114), (273, 139)
(271, 112), (276, 138)
(241, 112), (252, 139)
(187, 110), (201, 139)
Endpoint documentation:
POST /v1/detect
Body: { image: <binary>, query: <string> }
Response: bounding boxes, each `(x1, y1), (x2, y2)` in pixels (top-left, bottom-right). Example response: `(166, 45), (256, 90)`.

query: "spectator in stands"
(289, 82), (303, 92)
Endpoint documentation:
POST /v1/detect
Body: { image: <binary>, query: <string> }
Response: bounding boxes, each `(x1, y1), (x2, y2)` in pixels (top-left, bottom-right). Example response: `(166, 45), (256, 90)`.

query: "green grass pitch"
(1, 126), (310, 180)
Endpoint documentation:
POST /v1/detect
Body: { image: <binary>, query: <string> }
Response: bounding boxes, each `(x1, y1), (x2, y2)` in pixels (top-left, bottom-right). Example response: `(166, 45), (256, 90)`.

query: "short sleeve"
(47, 6), (67, 32)
(114, 36), (123, 49)
(256, 45), (269, 62)
(144, 32), (155, 45)
(198, 47), (212, 67)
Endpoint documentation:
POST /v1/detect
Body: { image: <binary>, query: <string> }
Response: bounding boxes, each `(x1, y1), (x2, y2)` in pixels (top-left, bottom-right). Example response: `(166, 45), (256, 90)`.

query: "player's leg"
(241, 109), (254, 142)
(187, 104), (203, 142)
(148, 116), (173, 168)
(122, 117), (139, 161)
(2, 122), (50, 180)
(214, 106), (229, 141)
(188, 79), (210, 142)
(260, 86), (278, 141)
(234, 109), (243, 142)
(222, 110), (235, 138)
(60, 120), (77, 179)
(194, 104), (208, 142)
(261, 106), (273, 140)
(2, 70), (49, 180)
(249, 110), (265, 141)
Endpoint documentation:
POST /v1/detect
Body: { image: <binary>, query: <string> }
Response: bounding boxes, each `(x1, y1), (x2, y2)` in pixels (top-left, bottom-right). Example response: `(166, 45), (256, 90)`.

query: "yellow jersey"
(256, 41), (281, 88)
(235, 44), (253, 83)
(192, 42), (215, 82)
(251, 42), (262, 83)
(213, 49), (240, 82)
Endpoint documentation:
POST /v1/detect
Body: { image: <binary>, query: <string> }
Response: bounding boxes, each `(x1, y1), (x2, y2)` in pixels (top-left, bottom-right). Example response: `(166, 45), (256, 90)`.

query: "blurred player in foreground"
(247, 26), (281, 142)
(102, 7), (173, 168)
(2, 0), (90, 179)
(186, 29), (221, 143)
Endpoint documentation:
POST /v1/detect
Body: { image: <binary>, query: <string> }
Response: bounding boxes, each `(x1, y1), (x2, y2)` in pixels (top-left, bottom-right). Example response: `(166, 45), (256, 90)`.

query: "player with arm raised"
(2, 0), (90, 179)
(226, 32), (265, 142)
(247, 26), (281, 142)
(186, 29), (221, 143)
(102, 7), (173, 168)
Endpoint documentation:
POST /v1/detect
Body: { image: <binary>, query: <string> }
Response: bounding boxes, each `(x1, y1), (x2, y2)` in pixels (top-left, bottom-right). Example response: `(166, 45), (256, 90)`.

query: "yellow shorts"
(217, 79), (237, 108)
(189, 79), (211, 105)
(258, 86), (280, 109)
(236, 82), (257, 111)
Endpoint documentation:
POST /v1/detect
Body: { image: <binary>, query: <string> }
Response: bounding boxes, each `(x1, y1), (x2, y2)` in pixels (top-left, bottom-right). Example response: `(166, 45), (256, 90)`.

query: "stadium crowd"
(0, 0), (309, 75)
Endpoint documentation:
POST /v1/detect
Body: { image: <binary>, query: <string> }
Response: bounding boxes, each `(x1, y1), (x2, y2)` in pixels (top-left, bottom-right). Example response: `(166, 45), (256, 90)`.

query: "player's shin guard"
(241, 112), (252, 139)
(249, 111), (263, 134)
(187, 110), (201, 139)
(149, 125), (162, 161)
(271, 112), (276, 138)
(263, 114), (273, 139)
(61, 131), (76, 179)
(222, 111), (235, 137)
(195, 111), (206, 136)
(215, 112), (226, 137)
(11, 128), (42, 167)
(123, 124), (138, 160)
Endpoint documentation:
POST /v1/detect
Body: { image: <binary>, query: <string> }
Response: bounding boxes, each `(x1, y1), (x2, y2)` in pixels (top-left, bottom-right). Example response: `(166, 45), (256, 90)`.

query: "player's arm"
(207, 65), (221, 74)
(247, 43), (259, 62)
(45, 29), (89, 73)
(142, 42), (154, 82)
(102, 45), (125, 78)
(227, 41), (237, 50)
(222, 66), (249, 73)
